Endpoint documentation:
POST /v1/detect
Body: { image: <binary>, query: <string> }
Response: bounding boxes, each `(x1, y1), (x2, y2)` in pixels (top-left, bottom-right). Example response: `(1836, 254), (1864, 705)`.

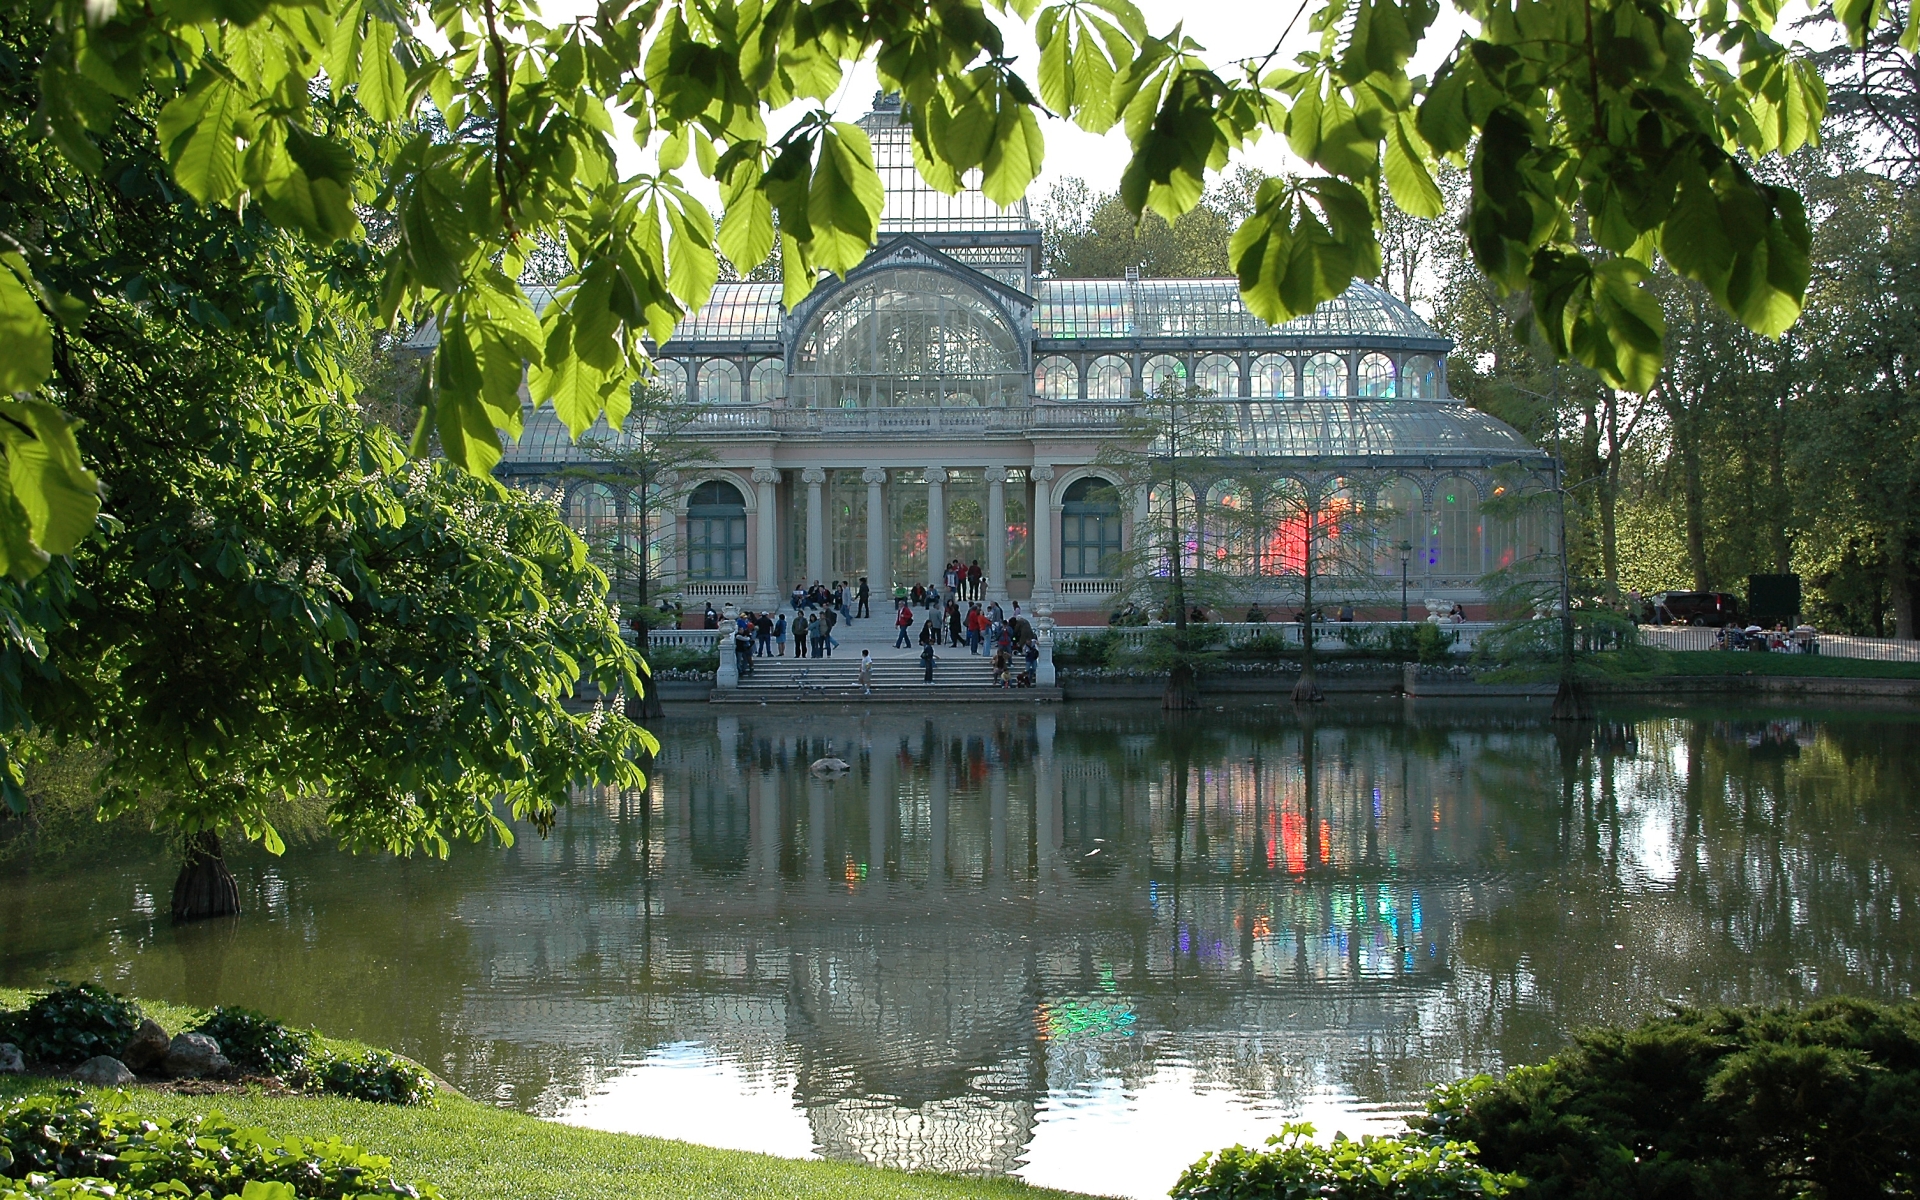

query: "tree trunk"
(1891, 534), (1916, 640)
(171, 830), (241, 923)
(1164, 494), (1199, 711)
(1291, 515), (1323, 703)
(1679, 428), (1709, 592)
(629, 513), (666, 721)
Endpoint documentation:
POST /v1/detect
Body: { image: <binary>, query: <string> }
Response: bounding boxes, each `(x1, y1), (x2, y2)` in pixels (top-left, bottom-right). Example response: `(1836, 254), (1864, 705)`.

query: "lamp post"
(1398, 540), (1412, 621)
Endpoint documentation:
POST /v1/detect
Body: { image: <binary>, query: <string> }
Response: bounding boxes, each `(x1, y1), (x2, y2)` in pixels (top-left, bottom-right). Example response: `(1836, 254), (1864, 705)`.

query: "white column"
(863, 466), (888, 594)
(752, 466), (779, 606)
(985, 466), (1008, 602)
(802, 466), (826, 584)
(1030, 465), (1055, 600)
(924, 467), (947, 586)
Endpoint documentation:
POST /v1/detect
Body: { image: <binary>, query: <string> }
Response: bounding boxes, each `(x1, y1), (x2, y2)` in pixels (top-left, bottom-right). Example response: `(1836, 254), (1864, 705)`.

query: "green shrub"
(1054, 628), (1122, 666)
(1411, 997), (1920, 1200)
(1172, 1124), (1521, 1199)
(0, 1091), (438, 1199)
(0, 985), (142, 1068)
(1229, 631), (1292, 660)
(190, 1008), (314, 1077)
(304, 1051), (436, 1107)
(643, 644), (717, 673)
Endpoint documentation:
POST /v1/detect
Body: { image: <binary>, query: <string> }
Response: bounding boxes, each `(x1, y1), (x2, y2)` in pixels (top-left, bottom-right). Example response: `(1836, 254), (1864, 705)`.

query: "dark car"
(1649, 590), (1742, 626)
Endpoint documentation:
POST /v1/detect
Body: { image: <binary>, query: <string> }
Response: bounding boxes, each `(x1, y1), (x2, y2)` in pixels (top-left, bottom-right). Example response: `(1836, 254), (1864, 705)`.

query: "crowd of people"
(714, 573), (1040, 687)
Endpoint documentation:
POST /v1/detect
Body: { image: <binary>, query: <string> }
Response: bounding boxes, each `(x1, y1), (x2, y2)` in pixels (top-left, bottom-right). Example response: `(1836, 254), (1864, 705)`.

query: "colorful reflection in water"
(4, 706), (1920, 1198)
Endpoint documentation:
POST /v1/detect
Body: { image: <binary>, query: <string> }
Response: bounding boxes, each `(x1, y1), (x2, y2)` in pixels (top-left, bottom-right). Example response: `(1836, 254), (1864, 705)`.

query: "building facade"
(498, 97), (1556, 622)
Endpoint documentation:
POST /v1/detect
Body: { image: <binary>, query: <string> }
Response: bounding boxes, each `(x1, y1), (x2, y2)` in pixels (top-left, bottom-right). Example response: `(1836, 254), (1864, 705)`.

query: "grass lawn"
(0, 989), (1099, 1200)
(1646, 649), (1920, 679)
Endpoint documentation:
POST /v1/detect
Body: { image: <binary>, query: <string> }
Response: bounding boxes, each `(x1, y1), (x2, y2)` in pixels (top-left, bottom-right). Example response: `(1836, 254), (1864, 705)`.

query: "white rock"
(161, 1031), (232, 1078)
(0, 1043), (22, 1073)
(70, 1056), (135, 1087)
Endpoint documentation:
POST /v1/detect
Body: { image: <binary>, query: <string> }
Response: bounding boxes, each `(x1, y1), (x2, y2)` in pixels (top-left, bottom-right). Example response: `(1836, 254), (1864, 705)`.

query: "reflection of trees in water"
(11, 706), (1920, 1178)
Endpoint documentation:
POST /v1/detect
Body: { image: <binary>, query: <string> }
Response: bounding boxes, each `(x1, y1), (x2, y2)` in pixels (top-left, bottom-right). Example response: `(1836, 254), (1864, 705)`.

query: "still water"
(4, 703), (1919, 1197)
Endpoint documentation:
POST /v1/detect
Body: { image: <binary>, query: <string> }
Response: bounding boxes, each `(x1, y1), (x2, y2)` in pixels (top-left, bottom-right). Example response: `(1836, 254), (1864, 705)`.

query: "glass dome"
(788, 268), (1026, 408)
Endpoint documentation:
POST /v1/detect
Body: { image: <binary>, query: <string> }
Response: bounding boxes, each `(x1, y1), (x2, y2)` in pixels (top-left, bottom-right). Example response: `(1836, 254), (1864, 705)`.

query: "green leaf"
(981, 104), (1044, 207)
(807, 122), (883, 275)
(357, 22), (409, 123)
(530, 352), (610, 436)
(0, 398), (103, 569)
(0, 257), (52, 395)
(157, 73), (248, 207)
(718, 176), (775, 275)
(1383, 112), (1442, 217)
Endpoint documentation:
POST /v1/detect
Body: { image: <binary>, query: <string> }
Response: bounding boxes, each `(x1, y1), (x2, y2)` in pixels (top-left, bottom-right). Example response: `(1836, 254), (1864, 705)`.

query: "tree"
(1250, 475), (1386, 703)
(1, 0), (1881, 577)
(0, 12), (649, 919)
(1095, 383), (1251, 710)
(1038, 169), (1266, 278)
(559, 380), (715, 718)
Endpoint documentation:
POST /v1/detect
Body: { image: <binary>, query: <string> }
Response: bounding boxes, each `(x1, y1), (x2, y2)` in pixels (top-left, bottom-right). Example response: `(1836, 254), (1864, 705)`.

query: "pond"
(4, 702), (1920, 1198)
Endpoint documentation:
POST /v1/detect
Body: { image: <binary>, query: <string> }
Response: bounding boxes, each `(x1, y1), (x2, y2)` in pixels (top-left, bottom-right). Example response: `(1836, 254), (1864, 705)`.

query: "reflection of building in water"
(438, 707), (1548, 1175)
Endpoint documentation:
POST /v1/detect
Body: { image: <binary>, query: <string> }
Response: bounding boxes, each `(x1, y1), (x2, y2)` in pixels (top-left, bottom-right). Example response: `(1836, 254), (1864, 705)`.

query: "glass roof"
(667, 282), (784, 342)
(1207, 401), (1544, 459)
(857, 98), (1036, 236)
(1035, 279), (1441, 342)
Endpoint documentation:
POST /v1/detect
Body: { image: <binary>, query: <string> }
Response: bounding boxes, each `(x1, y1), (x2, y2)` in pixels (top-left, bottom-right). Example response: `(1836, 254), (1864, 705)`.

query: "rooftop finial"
(872, 90), (903, 111)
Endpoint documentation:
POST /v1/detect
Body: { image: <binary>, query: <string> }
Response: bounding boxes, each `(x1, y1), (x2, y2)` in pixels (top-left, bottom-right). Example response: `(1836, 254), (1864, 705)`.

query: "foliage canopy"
(0, 0), (1894, 574)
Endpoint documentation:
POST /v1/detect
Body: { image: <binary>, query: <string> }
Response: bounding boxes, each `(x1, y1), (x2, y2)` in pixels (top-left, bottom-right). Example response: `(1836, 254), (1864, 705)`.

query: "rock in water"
(809, 756), (850, 776)
(71, 1056), (135, 1087)
(161, 1031), (232, 1079)
(121, 1018), (171, 1072)
(0, 1043), (22, 1073)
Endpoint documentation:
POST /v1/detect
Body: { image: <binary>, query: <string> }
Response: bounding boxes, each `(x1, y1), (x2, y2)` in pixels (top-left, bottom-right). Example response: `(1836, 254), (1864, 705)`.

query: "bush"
(1412, 997), (1920, 1200)
(304, 1051), (436, 1107)
(0, 985), (142, 1068)
(191, 1008), (314, 1077)
(643, 644), (717, 673)
(0, 1091), (438, 1199)
(1054, 628), (1123, 667)
(1172, 1124), (1521, 1199)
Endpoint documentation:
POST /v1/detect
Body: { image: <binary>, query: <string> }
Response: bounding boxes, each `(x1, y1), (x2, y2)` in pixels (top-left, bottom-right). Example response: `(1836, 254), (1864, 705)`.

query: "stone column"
(802, 466), (827, 584)
(862, 467), (888, 594)
(924, 467), (948, 586)
(752, 466), (780, 606)
(985, 466), (1008, 602)
(1030, 465), (1055, 601)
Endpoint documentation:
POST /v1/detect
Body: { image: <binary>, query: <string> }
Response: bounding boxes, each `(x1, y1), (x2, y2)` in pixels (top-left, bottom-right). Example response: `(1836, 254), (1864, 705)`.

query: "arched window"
(1206, 482), (1260, 575)
(1195, 354), (1239, 397)
(1249, 354), (1295, 398)
(569, 483), (617, 542)
(789, 268), (1025, 408)
(1373, 478), (1423, 576)
(698, 359), (742, 404)
(1304, 353), (1348, 397)
(749, 359), (783, 404)
(1035, 355), (1078, 399)
(1061, 477), (1122, 577)
(688, 479), (747, 580)
(1142, 355), (1188, 395)
(1433, 476), (1481, 576)
(652, 358), (688, 401)
(1401, 355), (1439, 398)
(1087, 355), (1131, 399)
(1357, 353), (1395, 397)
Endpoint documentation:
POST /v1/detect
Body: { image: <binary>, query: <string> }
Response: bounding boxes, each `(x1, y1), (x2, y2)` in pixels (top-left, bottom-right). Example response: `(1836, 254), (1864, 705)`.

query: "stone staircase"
(718, 652), (1060, 703)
